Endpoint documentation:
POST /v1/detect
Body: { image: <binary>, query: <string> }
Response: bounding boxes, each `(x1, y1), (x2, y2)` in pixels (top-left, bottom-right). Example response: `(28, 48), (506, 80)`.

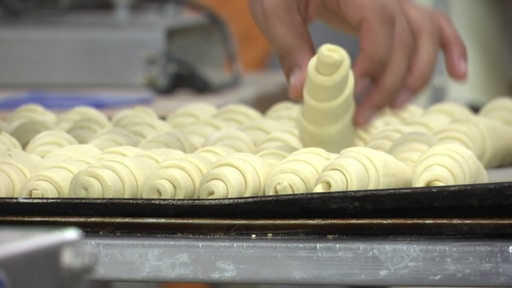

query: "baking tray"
(1, 182), (512, 237)
(1, 181), (512, 219)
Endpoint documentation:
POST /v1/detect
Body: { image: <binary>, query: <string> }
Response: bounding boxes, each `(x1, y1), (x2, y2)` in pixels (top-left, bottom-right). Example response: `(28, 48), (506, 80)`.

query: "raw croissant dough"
(141, 154), (212, 199)
(434, 115), (512, 168)
(25, 130), (79, 157)
(412, 144), (487, 186)
(298, 44), (355, 152)
(199, 152), (271, 198)
(69, 154), (158, 198)
(265, 147), (333, 195)
(0, 149), (44, 197)
(313, 146), (412, 192)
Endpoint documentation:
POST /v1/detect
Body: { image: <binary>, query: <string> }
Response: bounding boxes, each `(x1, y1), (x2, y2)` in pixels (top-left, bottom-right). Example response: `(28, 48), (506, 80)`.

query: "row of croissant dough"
(1, 96), (511, 198)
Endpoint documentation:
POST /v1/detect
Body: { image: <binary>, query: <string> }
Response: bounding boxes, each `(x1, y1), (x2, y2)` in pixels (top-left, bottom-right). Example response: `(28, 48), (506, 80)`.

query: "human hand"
(248, 0), (467, 126)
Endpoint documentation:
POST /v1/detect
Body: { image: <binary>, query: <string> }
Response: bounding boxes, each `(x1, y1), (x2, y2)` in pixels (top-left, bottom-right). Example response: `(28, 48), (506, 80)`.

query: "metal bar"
(83, 236), (512, 286)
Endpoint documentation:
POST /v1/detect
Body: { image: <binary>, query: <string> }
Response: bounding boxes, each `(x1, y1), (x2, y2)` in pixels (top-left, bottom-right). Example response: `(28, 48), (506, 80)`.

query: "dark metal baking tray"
(2, 182), (512, 236)
(1, 182), (512, 219)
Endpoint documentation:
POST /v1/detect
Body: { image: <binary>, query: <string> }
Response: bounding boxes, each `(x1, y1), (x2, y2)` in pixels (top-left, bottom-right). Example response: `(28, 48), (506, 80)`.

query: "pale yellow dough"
(199, 153), (271, 198)
(265, 147), (333, 195)
(313, 147), (412, 192)
(298, 44), (355, 152)
(412, 144), (487, 186)
(141, 154), (212, 199)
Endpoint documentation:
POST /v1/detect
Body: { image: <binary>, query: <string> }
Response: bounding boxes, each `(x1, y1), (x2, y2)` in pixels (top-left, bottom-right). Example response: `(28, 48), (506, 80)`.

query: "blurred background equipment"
(0, 0), (240, 94)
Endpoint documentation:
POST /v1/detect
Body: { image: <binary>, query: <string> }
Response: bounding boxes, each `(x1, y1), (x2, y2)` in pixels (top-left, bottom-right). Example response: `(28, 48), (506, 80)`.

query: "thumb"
(248, 0), (315, 100)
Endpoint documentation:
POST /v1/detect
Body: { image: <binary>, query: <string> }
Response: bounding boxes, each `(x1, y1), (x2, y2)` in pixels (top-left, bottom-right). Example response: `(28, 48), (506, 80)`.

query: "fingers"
(353, 1), (414, 126)
(434, 12), (468, 80)
(248, 0), (316, 100)
(352, 0), (467, 126)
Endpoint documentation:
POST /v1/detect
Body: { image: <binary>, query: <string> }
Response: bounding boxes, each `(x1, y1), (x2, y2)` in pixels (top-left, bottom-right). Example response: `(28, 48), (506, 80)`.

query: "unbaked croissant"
(42, 144), (101, 166)
(365, 125), (414, 152)
(212, 104), (263, 127)
(88, 127), (140, 150)
(180, 117), (228, 148)
(19, 157), (96, 198)
(256, 131), (303, 151)
(434, 115), (512, 168)
(198, 152), (271, 198)
(66, 117), (112, 144)
(166, 102), (218, 129)
(265, 147), (333, 195)
(8, 120), (54, 148)
(203, 129), (256, 153)
(0, 131), (21, 150)
(24, 130), (79, 157)
(56, 105), (109, 131)
(388, 131), (438, 169)
(6, 103), (57, 127)
(478, 96), (512, 126)
(412, 144), (487, 186)
(141, 154), (212, 199)
(69, 155), (158, 198)
(313, 146), (412, 192)
(194, 145), (236, 162)
(139, 130), (198, 152)
(264, 100), (300, 123)
(257, 144), (298, 165)
(0, 149), (44, 197)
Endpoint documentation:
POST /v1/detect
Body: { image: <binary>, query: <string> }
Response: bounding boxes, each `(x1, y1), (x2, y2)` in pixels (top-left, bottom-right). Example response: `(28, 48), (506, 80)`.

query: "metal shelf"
(82, 235), (512, 286)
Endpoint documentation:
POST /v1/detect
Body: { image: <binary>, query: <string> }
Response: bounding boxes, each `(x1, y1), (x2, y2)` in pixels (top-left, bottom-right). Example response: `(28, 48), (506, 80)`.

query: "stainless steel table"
(82, 235), (512, 287)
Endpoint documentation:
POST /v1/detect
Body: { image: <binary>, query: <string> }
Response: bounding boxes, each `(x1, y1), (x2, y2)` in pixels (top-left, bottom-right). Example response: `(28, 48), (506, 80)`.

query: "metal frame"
(83, 235), (512, 286)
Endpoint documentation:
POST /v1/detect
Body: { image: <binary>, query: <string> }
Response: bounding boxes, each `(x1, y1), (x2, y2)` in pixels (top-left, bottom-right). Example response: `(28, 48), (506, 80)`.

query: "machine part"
(0, 227), (95, 288)
(0, 0), (240, 94)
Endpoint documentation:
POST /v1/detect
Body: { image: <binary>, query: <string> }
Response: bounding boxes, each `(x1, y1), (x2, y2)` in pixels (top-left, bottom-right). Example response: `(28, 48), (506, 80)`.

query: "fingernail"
(458, 55), (467, 76)
(288, 69), (305, 100)
(392, 89), (411, 108)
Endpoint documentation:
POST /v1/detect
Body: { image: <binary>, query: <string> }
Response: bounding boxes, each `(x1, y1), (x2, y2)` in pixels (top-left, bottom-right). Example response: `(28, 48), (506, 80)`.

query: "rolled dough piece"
(298, 44), (355, 152)
(166, 102), (218, 128)
(69, 155), (158, 198)
(212, 104), (263, 126)
(25, 130), (79, 157)
(313, 146), (412, 192)
(388, 131), (438, 169)
(412, 144), (487, 186)
(0, 131), (21, 150)
(0, 149), (43, 197)
(199, 153), (271, 198)
(139, 130), (198, 152)
(88, 127), (140, 150)
(265, 147), (333, 195)
(194, 145), (236, 162)
(479, 96), (512, 126)
(56, 106), (109, 131)
(141, 154), (212, 199)
(19, 158), (95, 198)
(434, 115), (512, 168)
(203, 129), (256, 153)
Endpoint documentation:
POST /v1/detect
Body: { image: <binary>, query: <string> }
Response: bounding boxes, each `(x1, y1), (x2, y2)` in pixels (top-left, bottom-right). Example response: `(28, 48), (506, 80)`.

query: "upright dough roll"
(141, 154), (212, 199)
(265, 147), (333, 195)
(198, 153), (271, 199)
(298, 44), (355, 152)
(313, 147), (412, 192)
(24, 130), (79, 158)
(412, 144), (487, 187)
